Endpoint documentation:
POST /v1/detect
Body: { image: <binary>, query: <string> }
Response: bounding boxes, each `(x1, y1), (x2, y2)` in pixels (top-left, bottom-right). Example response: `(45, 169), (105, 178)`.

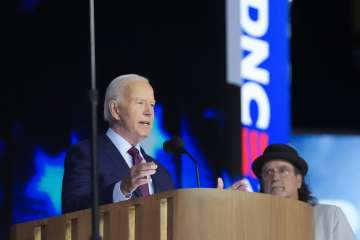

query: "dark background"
(291, 0), (360, 131)
(3, 0), (360, 238)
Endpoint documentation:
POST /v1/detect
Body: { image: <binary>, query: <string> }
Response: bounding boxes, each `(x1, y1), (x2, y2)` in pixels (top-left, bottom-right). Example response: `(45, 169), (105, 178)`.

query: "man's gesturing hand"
(121, 160), (158, 196)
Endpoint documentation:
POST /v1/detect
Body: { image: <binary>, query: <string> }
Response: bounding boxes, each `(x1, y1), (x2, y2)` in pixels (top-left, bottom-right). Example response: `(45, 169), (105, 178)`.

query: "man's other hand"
(217, 177), (252, 192)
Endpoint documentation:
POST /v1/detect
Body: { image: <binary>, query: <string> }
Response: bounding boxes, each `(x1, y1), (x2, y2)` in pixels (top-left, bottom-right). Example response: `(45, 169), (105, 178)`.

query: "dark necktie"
(127, 146), (150, 197)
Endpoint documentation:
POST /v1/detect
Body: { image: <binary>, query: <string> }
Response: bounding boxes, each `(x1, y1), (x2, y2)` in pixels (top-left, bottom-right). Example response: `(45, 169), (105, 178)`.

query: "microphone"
(163, 136), (201, 188)
(163, 136), (186, 154)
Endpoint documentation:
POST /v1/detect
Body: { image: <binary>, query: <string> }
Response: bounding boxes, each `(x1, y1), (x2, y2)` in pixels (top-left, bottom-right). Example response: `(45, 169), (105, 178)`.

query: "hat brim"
(252, 153), (308, 178)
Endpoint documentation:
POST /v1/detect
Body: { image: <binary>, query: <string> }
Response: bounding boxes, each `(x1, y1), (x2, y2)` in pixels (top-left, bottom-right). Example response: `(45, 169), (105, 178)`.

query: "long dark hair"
(295, 167), (318, 205)
(298, 181), (317, 205)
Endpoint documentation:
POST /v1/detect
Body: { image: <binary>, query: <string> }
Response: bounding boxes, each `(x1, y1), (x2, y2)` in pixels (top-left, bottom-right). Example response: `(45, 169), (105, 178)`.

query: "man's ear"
(296, 174), (303, 189)
(109, 100), (121, 121)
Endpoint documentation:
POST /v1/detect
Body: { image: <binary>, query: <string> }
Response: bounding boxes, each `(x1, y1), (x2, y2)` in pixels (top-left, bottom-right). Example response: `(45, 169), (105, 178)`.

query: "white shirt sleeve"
(113, 181), (132, 202)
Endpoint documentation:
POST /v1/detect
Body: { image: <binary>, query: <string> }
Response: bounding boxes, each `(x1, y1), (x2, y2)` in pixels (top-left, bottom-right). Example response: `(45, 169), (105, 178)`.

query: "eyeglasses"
(261, 166), (292, 179)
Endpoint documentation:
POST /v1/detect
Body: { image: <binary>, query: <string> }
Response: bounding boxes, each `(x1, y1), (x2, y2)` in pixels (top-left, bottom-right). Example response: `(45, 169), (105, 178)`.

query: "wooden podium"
(11, 189), (314, 240)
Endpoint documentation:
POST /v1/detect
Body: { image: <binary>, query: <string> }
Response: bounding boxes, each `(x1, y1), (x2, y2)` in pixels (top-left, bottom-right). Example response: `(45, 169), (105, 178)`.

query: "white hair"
(103, 74), (149, 124)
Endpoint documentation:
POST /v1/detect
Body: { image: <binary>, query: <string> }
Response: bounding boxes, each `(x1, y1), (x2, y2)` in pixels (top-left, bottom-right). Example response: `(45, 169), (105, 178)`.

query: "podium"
(11, 189), (314, 240)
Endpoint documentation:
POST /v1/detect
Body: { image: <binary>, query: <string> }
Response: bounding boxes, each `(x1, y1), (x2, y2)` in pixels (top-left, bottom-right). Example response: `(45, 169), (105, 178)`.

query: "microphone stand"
(89, 0), (100, 239)
(183, 150), (201, 188)
(163, 138), (201, 188)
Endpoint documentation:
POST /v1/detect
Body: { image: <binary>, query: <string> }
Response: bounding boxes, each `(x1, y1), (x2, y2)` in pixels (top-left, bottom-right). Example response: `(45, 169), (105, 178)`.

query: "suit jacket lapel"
(97, 137), (153, 198)
(98, 135), (143, 198)
(99, 134), (130, 173)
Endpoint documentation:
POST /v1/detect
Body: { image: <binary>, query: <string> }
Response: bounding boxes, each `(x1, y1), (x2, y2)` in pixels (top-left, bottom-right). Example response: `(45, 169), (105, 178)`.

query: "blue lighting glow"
(19, 132), (78, 220)
(202, 108), (218, 120)
(71, 132), (79, 145)
(142, 105), (171, 157)
(202, 108), (224, 127)
(25, 147), (65, 215)
(219, 170), (233, 188)
(142, 105), (178, 185)
(17, 0), (41, 13)
(180, 118), (213, 188)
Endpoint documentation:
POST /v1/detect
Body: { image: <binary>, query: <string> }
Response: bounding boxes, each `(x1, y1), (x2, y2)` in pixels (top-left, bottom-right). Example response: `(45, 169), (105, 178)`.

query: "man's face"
(111, 80), (155, 145)
(261, 160), (302, 200)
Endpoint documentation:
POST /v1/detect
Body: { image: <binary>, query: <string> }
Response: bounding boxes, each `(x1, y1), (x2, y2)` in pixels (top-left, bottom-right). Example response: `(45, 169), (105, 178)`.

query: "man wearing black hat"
(251, 143), (355, 240)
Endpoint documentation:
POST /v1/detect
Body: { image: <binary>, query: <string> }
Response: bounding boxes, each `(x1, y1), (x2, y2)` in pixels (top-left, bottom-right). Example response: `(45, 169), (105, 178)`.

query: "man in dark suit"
(62, 74), (174, 213)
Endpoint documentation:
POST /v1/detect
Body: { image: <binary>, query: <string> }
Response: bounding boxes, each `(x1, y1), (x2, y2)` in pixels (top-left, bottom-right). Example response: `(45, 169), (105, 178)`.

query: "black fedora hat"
(252, 144), (308, 178)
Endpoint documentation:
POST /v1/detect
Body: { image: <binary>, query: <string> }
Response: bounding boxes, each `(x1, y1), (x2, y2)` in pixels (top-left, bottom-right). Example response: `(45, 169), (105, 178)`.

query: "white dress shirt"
(106, 128), (154, 202)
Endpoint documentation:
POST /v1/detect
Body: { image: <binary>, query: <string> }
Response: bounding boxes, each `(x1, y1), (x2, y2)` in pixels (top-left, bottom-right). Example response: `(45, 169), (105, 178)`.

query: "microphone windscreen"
(163, 140), (173, 153)
(163, 136), (184, 153)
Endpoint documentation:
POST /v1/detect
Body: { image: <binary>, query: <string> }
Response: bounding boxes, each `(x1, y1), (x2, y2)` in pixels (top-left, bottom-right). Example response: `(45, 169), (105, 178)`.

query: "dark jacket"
(61, 134), (174, 213)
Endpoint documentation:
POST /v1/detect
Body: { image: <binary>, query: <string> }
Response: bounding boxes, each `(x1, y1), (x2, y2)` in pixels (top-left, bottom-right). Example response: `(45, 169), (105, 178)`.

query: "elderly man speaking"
(62, 74), (174, 213)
